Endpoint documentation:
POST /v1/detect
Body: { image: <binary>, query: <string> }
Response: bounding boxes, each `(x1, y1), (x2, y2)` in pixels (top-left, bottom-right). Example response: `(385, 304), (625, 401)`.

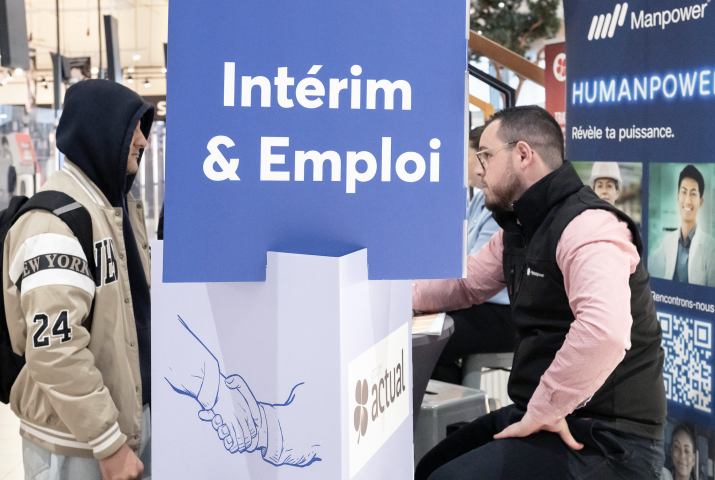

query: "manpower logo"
(587, 3), (629, 41)
(588, 1), (710, 40)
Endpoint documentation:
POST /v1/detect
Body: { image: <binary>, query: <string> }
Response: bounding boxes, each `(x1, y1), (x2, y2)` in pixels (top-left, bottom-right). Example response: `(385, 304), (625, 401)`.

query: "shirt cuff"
(196, 360), (221, 410)
(91, 422), (127, 460)
(260, 403), (284, 465)
(526, 386), (564, 427)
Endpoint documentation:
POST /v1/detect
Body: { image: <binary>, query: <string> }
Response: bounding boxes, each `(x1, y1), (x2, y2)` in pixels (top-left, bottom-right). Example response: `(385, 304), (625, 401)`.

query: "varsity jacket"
(3, 160), (150, 459)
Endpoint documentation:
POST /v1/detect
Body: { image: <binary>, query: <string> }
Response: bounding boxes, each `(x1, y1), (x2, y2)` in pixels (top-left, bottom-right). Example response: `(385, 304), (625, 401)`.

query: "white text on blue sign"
(202, 63), (441, 193)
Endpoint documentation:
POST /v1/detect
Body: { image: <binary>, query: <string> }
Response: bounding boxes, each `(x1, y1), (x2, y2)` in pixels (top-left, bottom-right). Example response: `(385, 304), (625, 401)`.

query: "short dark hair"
(671, 423), (695, 449)
(484, 105), (564, 170)
(679, 164), (705, 198)
(468, 126), (485, 151)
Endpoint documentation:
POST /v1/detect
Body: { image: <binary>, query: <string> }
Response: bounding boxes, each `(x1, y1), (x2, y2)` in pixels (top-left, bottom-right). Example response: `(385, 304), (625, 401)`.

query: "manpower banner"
(164, 0), (468, 282)
(565, 1), (715, 477)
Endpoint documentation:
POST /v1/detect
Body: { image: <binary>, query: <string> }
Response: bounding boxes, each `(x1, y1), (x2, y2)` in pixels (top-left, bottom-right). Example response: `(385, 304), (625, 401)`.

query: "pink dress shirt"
(413, 209), (639, 426)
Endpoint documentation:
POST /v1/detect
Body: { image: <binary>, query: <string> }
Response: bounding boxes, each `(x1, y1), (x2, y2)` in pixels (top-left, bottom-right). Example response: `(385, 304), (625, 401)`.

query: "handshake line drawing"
(164, 316), (322, 467)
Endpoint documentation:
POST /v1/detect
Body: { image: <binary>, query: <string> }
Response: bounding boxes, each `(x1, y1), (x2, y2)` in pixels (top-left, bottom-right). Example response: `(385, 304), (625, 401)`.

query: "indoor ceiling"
(1, 0), (168, 104)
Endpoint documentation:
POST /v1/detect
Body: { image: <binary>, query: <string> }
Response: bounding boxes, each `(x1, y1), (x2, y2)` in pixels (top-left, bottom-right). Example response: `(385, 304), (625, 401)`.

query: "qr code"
(659, 312), (713, 413)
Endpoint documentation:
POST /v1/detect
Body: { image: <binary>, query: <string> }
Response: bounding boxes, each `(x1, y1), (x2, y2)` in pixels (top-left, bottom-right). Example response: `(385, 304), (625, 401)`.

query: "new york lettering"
(22, 254), (92, 281)
(93, 238), (119, 287)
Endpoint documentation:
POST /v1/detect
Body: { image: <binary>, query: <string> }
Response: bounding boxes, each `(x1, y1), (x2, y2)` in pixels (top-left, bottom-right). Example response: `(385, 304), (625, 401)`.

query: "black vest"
(495, 161), (666, 440)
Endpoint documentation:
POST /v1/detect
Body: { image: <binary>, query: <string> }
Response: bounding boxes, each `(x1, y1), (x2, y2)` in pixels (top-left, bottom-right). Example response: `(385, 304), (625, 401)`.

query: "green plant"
(471, 0), (560, 57)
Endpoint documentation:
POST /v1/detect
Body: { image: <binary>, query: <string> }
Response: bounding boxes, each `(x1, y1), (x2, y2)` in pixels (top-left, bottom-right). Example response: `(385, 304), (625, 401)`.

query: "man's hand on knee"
(493, 412), (583, 450)
(99, 443), (144, 480)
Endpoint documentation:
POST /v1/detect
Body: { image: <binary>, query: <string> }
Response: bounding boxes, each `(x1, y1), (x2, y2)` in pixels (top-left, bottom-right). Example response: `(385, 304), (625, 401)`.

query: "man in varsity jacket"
(413, 106), (666, 480)
(3, 80), (154, 480)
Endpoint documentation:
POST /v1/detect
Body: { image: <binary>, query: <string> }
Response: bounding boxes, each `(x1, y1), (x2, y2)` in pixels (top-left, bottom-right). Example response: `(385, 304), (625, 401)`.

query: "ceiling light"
(14, 68), (22, 76)
(0, 114), (7, 119)
(144, 79), (151, 88)
(133, 54), (141, 61)
(161, 67), (167, 73)
(91, 67), (99, 74)
(498, 2), (505, 7)
(128, 67), (135, 73)
(127, 76), (134, 83)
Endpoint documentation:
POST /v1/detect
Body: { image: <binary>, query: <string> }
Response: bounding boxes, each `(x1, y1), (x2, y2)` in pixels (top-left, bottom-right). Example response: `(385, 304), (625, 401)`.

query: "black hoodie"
(56, 80), (155, 405)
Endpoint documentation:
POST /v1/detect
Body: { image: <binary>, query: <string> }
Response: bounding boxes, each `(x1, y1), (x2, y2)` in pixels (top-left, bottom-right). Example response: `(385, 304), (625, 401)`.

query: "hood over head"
(56, 80), (156, 406)
(56, 79), (154, 207)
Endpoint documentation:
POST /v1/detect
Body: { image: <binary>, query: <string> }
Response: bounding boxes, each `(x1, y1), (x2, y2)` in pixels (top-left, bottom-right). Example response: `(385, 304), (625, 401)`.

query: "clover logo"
(354, 379), (369, 443)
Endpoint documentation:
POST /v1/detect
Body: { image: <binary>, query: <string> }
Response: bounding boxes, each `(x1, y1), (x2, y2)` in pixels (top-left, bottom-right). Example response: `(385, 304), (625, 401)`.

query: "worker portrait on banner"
(572, 161), (643, 229)
(648, 163), (715, 288)
(660, 418), (715, 480)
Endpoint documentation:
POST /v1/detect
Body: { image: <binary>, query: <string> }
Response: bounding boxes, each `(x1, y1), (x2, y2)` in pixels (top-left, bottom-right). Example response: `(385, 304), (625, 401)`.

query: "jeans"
(23, 405), (152, 480)
(415, 404), (664, 480)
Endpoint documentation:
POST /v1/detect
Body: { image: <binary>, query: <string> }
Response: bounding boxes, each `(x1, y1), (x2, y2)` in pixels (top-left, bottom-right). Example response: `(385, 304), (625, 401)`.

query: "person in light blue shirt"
(466, 189), (509, 303)
(431, 127), (516, 384)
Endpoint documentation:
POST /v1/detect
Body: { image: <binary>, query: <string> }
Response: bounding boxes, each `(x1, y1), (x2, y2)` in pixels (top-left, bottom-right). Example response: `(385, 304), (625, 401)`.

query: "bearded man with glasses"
(413, 105), (666, 480)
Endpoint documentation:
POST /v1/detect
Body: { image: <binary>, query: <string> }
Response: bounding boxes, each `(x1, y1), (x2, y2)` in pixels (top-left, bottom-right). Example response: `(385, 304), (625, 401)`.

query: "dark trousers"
(432, 303), (517, 384)
(415, 405), (664, 480)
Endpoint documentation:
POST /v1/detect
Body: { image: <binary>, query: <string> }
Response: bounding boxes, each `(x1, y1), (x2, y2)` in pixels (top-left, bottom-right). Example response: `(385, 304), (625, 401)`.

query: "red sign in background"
(544, 41), (566, 137)
(13, 133), (39, 173)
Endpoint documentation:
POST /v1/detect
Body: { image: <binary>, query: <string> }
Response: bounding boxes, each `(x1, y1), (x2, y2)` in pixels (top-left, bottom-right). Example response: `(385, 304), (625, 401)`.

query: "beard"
(483, 164), (521, 214)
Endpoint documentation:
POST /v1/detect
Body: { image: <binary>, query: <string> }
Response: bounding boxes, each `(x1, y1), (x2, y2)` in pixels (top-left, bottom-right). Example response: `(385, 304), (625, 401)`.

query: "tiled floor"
(0, 403), (23, 480)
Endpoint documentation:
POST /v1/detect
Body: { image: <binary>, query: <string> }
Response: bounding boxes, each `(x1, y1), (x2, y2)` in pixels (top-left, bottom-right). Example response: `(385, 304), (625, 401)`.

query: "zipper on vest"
(508, 265), (515, 296)
(515, 264), (525, 295)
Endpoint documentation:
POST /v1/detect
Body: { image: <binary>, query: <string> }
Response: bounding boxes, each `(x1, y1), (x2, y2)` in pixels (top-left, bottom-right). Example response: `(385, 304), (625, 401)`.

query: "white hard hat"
(589, 162), (622, 190)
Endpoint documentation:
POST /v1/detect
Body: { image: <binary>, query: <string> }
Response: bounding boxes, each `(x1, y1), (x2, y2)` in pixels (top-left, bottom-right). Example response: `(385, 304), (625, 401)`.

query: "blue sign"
(565, 0), (715, 430)
(164, 1), (467, 282)
(565, 0), (715, 163)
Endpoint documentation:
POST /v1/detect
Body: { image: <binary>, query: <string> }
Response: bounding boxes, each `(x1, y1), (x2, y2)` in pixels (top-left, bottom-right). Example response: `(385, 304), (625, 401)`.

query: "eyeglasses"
(476, 141), (518, 170)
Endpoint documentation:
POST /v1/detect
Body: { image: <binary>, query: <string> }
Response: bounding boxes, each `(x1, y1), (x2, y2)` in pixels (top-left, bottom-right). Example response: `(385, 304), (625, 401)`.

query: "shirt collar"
(680, 225), (697, 248)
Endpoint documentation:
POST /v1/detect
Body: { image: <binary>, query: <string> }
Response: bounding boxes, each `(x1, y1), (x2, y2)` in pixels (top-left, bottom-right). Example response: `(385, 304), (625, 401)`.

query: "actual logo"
(347, 323), (409, 478)
(587, 3), (629, 41)
(354, 379), (369, 443)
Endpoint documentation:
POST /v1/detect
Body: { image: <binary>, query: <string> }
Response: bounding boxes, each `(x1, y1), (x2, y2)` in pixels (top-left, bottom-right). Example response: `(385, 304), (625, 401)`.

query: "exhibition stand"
(154, 1), (467, 478)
